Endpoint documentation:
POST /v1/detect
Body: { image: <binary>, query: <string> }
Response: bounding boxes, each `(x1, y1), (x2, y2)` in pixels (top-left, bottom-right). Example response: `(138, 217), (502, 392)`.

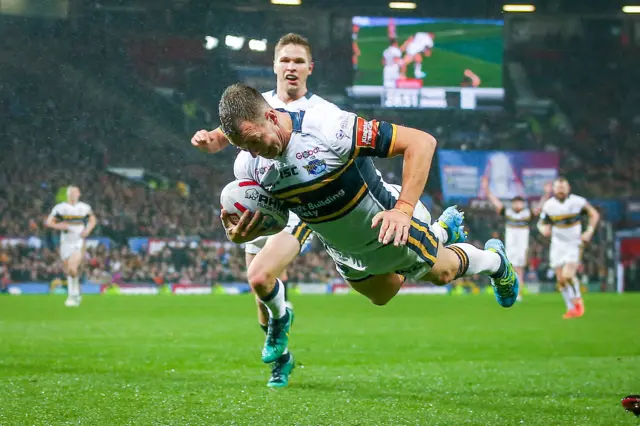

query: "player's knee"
(432, 267), (456, 286)
(68, 266), (79, 277)
(247, 269), (275, 293)
(369, 294), (393, 306)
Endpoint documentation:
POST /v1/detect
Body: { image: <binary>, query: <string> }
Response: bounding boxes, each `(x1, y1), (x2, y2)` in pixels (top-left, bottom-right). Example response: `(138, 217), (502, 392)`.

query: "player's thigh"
(244, 236), (267, 267)
(418, 241), (458, 286)
(348, 273), (405, 306)
(555, 267), (565, 284)
(247, 231), (302, 282)
(66, 250), (84, 273)
(562, 263), (578, 280)
(245, 252), (256, 268)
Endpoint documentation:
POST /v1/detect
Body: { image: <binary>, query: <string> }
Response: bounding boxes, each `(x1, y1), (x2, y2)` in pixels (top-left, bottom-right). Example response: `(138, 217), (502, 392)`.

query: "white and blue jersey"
(239, 90), (334, 254)
(234, 104), (437, 281)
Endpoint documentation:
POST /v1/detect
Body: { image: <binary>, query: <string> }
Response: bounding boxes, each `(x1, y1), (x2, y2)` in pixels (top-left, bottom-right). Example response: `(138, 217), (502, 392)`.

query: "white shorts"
(406, 41), (432, 56)
(245, 212), (314, 255)
(383, 65), (401, 88)
(325, 185), (436, 282)
(505, 244), (527, 268)
(549, 242), (581, 269)
(60, 240), (84, 260)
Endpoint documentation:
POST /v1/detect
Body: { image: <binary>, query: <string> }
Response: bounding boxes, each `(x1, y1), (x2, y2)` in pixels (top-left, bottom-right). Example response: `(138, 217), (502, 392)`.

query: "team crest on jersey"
(303, 159), (327, 176)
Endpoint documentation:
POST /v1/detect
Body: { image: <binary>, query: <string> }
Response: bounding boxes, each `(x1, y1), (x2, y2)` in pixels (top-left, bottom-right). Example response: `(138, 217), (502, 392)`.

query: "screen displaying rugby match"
(350, 16), (504, 109)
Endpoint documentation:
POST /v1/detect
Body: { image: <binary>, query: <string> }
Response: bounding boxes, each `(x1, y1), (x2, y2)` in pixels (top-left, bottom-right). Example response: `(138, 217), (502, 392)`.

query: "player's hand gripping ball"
(220, 180), (289, 238)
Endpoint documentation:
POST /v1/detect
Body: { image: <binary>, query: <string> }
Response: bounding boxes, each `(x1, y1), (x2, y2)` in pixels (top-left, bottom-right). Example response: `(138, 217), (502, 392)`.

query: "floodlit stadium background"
(0, 0), (639, 424)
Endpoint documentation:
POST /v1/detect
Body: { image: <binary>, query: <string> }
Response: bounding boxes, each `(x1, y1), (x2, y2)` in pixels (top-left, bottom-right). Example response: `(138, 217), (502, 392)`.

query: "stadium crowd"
(2, 32), (636, 291)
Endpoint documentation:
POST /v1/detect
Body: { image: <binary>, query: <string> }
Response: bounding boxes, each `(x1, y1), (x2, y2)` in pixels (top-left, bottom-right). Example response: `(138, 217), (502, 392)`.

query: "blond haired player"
(538, 178), (600, 319)
(483, 178), (550, 301)
(44, 186), (96, 307)
(191, 33), (333, 388)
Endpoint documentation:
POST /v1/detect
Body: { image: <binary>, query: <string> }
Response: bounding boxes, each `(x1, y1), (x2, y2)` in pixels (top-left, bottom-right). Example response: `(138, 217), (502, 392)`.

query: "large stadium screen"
(350, 17), (504, 110)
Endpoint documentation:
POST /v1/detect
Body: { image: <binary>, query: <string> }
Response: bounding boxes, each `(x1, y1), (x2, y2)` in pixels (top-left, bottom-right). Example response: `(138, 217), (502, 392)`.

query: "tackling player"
(482, 178), (551, 301)
(538, 178), (600, 319)
(400, 32), (435, 79)
(191, 33), (332, 387)
(44, 186), (96, 307)
(217, 83), (521, 368)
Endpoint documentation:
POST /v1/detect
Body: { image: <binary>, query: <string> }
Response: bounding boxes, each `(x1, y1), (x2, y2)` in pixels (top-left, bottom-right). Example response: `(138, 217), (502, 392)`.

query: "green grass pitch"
(355, 22), (503, 88)
(1, 294), (638, 425)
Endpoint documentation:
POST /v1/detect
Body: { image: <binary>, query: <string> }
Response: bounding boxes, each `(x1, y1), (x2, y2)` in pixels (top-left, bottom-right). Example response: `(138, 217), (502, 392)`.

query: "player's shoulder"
(233, 150), (257, 179)
(299, 104), (353, 139)
(569, 194), (587, 205)
(261, 90), (275, 101)
(306, 93), (337, 109)
(78, 201), (92, 211)
(542, 197), (560, 213)
(51, 201), (67, 212)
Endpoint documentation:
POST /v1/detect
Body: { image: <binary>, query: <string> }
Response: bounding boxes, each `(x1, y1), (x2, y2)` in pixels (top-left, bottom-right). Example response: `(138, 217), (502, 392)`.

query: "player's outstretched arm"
(581, 201), (600, 244)
(532, 182), (552, 216)
(81, 213), (97, 239)
(389, 125), (437, 211)
(372, 125), (436, 246)
(481, 176), (504, 214)
(191, 127), (231, 154)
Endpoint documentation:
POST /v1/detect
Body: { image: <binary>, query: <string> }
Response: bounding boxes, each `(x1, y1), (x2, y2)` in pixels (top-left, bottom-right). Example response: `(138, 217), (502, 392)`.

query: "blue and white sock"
(259, 279), (287, 320)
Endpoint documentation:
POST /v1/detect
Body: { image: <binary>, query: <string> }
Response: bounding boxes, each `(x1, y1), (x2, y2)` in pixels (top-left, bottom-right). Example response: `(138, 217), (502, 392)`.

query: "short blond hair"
(274, 33), (312, 62)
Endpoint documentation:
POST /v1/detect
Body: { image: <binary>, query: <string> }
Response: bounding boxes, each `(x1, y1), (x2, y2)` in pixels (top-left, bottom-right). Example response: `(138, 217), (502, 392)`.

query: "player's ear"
(308, 61), (314, 75)
(265, 109), (278, 124)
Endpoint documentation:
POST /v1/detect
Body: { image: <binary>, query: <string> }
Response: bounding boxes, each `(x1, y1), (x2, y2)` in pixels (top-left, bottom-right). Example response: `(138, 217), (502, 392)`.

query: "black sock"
(278, 352), (291, 363)
(282, 280), (289, 301)
(260, 324), (268, 334)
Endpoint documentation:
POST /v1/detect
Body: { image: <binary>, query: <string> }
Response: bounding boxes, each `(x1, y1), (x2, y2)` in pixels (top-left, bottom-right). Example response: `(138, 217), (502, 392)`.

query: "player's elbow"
(405, 132), (436, 157)
(423, 133), (437, 156)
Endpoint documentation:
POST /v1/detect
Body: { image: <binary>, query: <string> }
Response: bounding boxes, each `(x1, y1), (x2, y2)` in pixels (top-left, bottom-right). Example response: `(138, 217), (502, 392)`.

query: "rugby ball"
(220, 180), (289, 236)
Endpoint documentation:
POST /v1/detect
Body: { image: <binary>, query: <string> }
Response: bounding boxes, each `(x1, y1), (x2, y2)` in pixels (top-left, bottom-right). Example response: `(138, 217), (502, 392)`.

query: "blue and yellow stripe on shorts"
(290, 221), (313, 247)
(406, 216), (438, 267)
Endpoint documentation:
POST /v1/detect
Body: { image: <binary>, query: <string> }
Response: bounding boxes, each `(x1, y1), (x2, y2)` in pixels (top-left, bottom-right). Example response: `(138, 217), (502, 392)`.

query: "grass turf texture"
(355, 22), (503, 88)
(1, 294), (638, 425)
